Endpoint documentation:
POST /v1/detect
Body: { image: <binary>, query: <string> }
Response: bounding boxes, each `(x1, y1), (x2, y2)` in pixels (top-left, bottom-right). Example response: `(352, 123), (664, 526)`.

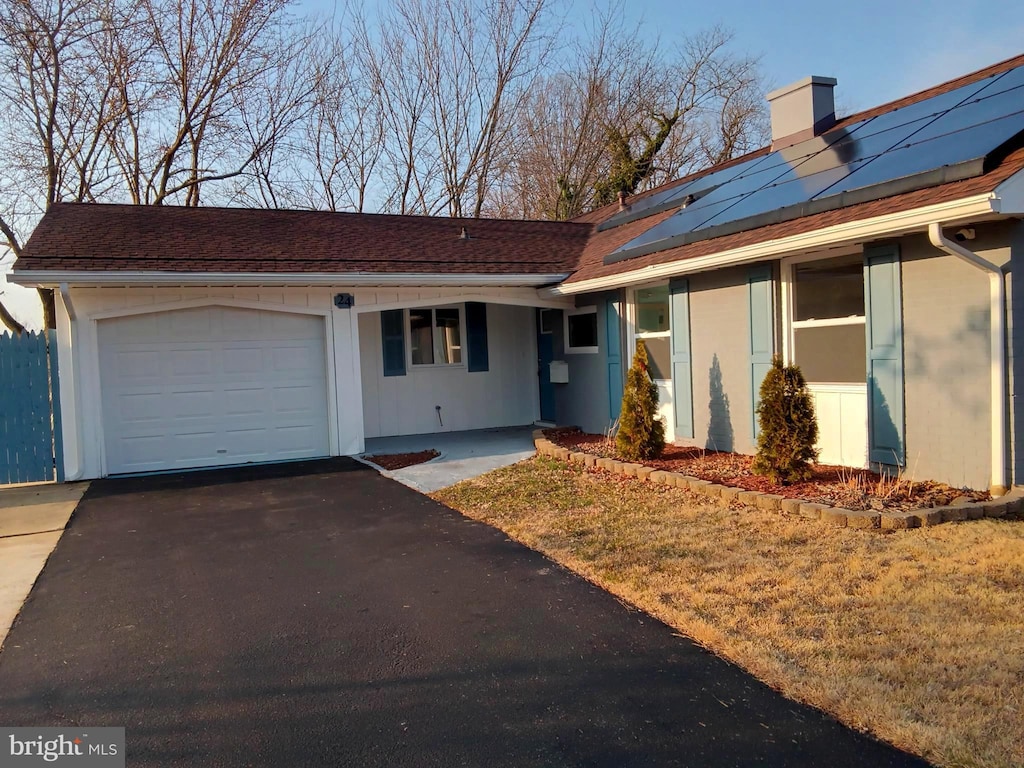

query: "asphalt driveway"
(0, 459), (928, 767)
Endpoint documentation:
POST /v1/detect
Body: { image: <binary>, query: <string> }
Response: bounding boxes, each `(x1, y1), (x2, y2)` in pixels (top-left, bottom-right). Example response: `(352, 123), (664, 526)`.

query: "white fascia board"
(10, 270), (570, 289)
(545, 193), (999, 296)
(993, 167), (1024, 214)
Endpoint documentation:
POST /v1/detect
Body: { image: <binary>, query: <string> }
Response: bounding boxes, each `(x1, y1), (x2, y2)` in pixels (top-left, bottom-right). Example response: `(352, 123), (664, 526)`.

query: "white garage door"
(98, 306), (330, 474)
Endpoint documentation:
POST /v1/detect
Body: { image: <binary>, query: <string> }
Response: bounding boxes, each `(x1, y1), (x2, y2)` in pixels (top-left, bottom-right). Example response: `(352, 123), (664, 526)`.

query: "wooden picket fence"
(0, 330), (63, 484)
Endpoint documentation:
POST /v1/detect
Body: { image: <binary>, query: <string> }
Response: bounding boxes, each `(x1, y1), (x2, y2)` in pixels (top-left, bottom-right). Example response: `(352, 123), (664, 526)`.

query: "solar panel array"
(604, 63), (1024, 265)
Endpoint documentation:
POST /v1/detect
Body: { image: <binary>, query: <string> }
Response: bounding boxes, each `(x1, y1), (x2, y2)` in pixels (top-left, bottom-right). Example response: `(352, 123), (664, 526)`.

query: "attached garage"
(97, 306), (330, 474)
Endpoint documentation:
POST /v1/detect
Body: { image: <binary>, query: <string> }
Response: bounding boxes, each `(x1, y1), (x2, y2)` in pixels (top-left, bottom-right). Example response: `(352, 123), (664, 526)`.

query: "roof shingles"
(18, 205), (591, 277)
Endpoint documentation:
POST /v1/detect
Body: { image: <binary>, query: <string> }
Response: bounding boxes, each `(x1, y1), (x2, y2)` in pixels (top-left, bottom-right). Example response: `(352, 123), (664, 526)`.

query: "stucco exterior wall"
(899, 223), (1011, 490)
(684, 265), (766, 456)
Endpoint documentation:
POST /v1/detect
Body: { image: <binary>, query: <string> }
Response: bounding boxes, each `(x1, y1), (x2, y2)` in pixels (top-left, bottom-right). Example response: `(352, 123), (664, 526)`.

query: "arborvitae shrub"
(615, 340), (666, 461)
(752, 356), (819, 484)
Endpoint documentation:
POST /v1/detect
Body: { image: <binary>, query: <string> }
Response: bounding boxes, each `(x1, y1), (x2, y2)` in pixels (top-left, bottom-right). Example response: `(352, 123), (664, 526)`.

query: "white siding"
(360, 304), (538, 437)
(56, 285), (561, 479)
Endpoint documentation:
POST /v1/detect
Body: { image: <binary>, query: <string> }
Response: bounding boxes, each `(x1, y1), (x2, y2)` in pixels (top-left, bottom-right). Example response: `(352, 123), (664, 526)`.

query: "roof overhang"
(9, 270), (571, 289)
(546, 190), (1014, 296)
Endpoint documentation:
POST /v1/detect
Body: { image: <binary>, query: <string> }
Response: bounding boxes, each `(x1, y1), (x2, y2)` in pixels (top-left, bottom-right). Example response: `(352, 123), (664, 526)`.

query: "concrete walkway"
(0, 482), (88, 649)
(362, 426), (537, 492)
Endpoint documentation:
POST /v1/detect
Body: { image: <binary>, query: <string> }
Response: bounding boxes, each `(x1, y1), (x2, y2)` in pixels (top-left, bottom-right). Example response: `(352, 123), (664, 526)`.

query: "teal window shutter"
(864, 245), (905, 466)
(747, 264), (774, 438)
(606, 296), (623, 420)
(381, 309), (406, 377)
(466, 302), (489, 372)
(669, 278), (694, 439)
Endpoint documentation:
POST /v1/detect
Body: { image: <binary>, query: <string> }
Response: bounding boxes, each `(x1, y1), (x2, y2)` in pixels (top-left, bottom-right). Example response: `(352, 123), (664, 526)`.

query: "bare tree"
(491, 15), (767, 219)
(371, 0), (554, 217)
(296, 16), (385, 213)
(0, 0), (127, 328)
(0, 0), (311, 328)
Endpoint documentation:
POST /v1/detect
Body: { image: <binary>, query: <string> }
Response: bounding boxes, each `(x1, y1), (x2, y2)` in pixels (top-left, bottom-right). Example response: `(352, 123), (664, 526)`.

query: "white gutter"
(927, 223), (1008, 496)
(11, 271), (570, 289)
(547, 192), (999, 295)
(57, 283), (85, 482)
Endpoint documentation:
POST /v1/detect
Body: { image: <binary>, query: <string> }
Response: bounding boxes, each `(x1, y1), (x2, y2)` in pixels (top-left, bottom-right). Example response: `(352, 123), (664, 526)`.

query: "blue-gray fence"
(0, 330), (63, 484)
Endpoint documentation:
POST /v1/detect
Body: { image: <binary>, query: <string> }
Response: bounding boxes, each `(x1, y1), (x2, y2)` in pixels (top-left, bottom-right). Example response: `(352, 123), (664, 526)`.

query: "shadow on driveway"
(0, 459), (929, 767)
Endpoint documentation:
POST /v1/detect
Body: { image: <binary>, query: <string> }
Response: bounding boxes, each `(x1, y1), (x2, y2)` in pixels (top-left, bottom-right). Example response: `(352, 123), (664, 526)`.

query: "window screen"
(794, 325), (866, 383)
(642, 337), (671, 381)
(794, 256), (865, 321)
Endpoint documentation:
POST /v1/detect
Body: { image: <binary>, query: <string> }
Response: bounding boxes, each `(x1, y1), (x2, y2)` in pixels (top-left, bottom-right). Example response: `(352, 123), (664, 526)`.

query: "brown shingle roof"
(17, 204), (591, 277)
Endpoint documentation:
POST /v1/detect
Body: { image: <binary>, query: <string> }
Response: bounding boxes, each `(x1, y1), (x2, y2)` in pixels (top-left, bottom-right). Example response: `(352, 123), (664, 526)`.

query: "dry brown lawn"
(431, 457), (1024, 768)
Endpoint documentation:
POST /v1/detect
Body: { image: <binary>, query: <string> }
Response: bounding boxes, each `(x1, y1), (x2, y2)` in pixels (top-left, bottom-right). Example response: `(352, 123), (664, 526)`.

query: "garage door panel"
(270, 425), (326, 454)
(99, 307), (330, 474)
(262, 311), (323, 339)
(222, 387), (267, 416)
(169, 389), (217, 419)
(222, 347), (266, 375)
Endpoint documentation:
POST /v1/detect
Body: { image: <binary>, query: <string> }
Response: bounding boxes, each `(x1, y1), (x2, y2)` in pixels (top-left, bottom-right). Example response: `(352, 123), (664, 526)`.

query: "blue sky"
(614, 0), (1024, 113)
(3, 0), (1022, 328)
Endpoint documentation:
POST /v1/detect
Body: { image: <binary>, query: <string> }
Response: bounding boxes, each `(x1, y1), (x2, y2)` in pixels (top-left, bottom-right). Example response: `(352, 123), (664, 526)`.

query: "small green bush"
(752, 356), (819, 484)
(615, 340), (665, 461)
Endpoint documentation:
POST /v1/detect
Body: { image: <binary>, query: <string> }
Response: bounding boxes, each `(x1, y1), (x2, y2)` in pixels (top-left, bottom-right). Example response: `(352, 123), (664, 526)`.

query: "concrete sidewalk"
(0, 482), (88, 650)
(362, 426), (537, 492)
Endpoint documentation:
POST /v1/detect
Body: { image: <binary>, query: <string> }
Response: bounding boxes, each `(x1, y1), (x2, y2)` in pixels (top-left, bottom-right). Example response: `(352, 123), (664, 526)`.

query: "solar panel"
(817, 109), (1023, 198)
(604, 62), (1024, 265)
(599, 154), (772, 230)
(598, 182), (697, 230)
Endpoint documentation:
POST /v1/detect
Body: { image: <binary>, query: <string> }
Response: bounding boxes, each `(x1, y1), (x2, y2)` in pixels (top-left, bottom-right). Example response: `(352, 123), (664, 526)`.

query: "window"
(565, 306), (598, 353)
(409, 307), (463, 366)
(539, 309), (555, 334)
(791, 255), (865, 383)
(634, 285), (671, 380)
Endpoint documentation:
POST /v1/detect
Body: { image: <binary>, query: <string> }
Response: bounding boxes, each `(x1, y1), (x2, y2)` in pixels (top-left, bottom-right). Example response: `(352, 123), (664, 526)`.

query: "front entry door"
(537, 310), (556, 422)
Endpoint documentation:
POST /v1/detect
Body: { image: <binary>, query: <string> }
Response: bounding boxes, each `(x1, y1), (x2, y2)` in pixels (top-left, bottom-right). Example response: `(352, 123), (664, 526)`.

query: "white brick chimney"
(767, 76), (838, 149)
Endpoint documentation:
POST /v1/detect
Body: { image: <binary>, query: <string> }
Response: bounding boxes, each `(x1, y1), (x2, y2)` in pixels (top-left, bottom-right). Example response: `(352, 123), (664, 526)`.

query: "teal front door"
(537, 310), (556, 422)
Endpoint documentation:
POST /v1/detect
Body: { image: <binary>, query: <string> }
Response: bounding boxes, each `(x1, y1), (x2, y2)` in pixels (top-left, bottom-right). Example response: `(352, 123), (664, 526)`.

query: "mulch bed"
(545, 428), (989, 512)
(365, 449), (440, 471)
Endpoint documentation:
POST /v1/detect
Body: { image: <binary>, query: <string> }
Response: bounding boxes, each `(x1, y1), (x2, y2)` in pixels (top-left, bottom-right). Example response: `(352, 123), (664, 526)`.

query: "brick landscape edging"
(530, 430), (1020, 530)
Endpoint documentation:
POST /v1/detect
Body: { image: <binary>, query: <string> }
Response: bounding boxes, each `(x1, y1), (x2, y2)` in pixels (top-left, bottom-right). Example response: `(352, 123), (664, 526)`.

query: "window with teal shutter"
(669, 278), (694, 439)
(747, 264), (774, 438)
(864, 245), (905, 466)
(381, 309), (406, 377)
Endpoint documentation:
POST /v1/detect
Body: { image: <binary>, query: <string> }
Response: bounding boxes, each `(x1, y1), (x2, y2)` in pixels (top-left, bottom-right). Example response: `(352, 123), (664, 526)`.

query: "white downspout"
(58, 283), (85, 482)
(927, 223), (1008, 495)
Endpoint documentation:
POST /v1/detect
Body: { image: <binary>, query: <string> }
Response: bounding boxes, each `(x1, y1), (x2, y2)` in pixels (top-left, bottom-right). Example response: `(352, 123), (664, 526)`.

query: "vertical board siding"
(669, 278), (694, 439)
(0, 331), (60, 484)
(747, 265), (775, 438)
(48, 330), (64, 481)
(605, 296), (623, 421)
(466, 302), (489, 373)
(865, 245), (906, 466)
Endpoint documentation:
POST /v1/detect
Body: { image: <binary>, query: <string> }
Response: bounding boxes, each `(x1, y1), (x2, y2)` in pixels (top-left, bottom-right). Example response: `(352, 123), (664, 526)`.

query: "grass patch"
(432, 457), (1024, 768)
